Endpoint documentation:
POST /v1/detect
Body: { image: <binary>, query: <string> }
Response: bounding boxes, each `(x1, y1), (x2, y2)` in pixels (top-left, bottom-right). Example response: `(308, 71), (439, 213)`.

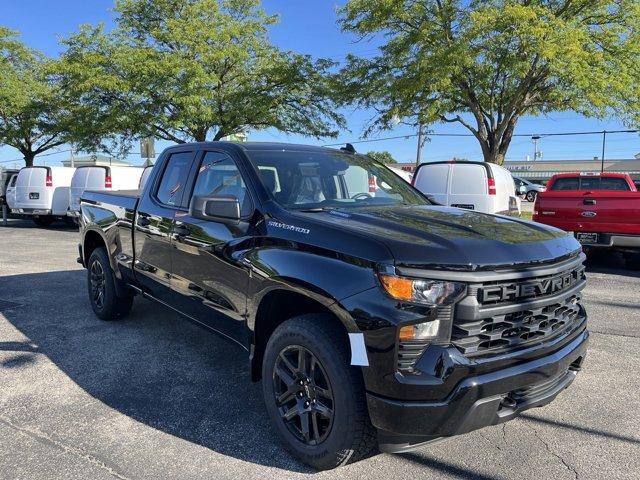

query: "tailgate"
(536, 191), (640, 234)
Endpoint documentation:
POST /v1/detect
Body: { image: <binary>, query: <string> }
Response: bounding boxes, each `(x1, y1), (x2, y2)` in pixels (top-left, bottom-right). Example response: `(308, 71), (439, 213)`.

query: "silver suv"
(514, 176), (547, 202)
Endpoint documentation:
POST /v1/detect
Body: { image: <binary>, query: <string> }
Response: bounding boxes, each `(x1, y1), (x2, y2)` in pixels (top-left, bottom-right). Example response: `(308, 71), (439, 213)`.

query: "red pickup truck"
(533, 172), (640, 266)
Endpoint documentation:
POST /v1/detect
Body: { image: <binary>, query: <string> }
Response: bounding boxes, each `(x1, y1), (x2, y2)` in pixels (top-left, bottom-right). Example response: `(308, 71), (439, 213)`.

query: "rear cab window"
(550, 176), (630, 191)
(156, 151), (195, 207)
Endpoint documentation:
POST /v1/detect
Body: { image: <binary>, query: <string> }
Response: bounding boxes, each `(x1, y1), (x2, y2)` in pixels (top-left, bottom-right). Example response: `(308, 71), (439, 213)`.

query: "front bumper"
(369, 329), (588, 453)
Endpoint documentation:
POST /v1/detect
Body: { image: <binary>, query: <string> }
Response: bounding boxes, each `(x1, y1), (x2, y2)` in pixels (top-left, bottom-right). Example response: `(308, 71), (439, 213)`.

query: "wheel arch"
(249, 287), (359, 382)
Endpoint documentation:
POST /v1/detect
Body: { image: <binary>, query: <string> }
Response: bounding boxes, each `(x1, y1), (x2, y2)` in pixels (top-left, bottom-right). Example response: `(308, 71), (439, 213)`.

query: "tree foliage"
(55, 0), (345, 149)
(366, 150), (397, 163)
(339, 0), (640, 164)
(0, 27), (70, 166)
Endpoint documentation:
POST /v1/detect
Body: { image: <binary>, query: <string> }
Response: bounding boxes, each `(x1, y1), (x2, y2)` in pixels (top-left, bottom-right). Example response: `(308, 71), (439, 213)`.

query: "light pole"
(601, 130), (607, 173)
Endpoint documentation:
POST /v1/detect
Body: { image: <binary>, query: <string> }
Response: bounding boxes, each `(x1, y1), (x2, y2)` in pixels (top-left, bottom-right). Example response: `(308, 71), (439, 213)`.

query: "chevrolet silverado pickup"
(533, 172), (640, 267)
(78, 142), (588, 470)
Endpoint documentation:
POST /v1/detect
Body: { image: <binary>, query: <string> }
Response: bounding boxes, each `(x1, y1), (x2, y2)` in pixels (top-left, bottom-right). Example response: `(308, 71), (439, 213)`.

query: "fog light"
(399, 320), (441, 341)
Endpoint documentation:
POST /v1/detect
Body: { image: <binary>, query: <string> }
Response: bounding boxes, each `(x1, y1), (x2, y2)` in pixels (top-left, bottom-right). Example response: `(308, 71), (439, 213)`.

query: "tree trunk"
(23, 151), (35, 167)
(482, 149), (506, 166)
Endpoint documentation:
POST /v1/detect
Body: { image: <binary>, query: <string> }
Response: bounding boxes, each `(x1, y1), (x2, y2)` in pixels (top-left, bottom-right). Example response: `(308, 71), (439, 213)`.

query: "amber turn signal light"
(378, 274), (413, 301)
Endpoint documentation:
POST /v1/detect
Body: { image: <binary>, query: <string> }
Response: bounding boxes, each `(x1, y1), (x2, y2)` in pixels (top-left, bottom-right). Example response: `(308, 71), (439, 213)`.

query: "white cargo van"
(12, 166), (75, 226)
(68, 166), (144, 217)
(5, 174), (17, 209)
(412, 160), (520, 215)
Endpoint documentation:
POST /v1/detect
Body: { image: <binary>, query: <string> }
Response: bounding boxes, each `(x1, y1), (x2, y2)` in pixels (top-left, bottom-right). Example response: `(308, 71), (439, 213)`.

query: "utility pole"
(601, 130), (607, 173)
(69, 144), (75, 168)
(531, 135), (542, 160)
(415, 123), (424, 167)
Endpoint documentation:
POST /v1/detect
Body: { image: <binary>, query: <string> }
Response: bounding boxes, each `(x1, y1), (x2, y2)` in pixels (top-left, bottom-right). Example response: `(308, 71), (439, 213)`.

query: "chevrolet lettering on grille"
(478, 266), (586, 303)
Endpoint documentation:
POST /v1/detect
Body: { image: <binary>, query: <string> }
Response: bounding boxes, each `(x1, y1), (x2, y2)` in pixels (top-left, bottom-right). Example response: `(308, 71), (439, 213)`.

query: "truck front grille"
(452, 294), (583, 355)
(451, 257), (587, 356)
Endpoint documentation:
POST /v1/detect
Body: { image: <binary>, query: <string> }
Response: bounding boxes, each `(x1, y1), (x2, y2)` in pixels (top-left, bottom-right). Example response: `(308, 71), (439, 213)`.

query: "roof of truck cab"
(173, 141), (337, 153)
(549, 172), (631, 178)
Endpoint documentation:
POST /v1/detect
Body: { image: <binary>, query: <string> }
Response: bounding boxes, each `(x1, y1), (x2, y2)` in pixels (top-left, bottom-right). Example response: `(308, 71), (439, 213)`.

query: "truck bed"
(81, 189), (140, 211)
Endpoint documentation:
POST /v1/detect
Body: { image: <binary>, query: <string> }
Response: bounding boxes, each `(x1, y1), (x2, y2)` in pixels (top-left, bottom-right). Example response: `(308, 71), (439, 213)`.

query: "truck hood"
(295, 205), (580, 270)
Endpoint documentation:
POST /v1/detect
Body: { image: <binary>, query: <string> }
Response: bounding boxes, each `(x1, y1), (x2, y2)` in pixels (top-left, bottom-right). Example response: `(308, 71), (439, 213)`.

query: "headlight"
(378, 274), (465, 305)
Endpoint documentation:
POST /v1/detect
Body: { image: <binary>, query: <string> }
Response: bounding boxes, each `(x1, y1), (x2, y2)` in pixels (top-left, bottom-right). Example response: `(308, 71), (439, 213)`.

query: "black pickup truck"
(78, 142), (588, 470)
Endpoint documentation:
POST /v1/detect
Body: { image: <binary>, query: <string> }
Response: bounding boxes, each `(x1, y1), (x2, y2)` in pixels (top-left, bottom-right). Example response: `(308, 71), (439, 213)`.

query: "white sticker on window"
(348, 333), (369, 366)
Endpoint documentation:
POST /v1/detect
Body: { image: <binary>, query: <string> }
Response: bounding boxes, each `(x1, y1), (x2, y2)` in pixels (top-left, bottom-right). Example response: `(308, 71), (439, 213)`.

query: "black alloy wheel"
(86, 247), (133, 320)
(90, 259), (106, 309)
(273, 345), (334, 446)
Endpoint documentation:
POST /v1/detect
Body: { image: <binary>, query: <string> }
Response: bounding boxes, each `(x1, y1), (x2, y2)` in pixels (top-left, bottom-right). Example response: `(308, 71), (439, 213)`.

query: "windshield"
(246, 149), (429, 210)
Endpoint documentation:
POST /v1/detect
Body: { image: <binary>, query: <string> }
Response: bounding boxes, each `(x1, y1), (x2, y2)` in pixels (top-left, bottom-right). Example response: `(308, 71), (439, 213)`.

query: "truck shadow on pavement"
(0, 269), (314, 473)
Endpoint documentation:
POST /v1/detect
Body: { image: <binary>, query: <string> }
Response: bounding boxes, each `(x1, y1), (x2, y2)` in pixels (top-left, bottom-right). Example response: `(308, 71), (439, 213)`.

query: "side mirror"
(190, 194), (241, 223)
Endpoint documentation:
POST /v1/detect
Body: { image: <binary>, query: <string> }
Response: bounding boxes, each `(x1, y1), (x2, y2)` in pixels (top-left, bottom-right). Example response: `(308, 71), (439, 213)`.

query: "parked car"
(68, 166), (144, 218)
(533, 172), (640, 267)
(12, 166), (75, 226)
(412, 160), (520, 215)
(78, 142), (588, 470)
(513, 176), (546, 202)
(4, 174), (18, 210)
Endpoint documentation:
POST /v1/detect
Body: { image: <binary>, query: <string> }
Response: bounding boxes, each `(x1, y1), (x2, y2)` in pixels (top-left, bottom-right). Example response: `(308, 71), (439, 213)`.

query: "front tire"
(87, 247), (133, 320)
(526, 191), (537, 202)
(262, 315), (377, 470)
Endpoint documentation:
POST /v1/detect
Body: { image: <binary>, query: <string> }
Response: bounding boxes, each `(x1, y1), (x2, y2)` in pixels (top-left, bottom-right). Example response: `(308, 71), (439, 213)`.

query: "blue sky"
(1, 0), (638, 168)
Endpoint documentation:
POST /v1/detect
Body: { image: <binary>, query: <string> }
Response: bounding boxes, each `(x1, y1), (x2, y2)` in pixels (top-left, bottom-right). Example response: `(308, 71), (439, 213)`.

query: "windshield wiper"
(295, 206), (335, 212)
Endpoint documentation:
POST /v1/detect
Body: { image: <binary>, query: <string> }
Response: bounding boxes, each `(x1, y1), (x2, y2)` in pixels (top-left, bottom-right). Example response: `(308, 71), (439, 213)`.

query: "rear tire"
(33, 216), (54, 227)
(261, 314), (377, 470)
(526, 191), (537, 202)
(87, 247), (133, 320)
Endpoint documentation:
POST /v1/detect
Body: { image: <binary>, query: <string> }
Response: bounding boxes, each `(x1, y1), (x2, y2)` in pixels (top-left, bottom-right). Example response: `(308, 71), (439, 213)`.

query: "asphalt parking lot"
(1, 218), (639, 480)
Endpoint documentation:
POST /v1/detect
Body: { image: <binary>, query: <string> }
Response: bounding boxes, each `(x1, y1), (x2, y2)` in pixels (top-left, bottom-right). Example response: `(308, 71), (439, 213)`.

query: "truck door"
(169, 150), (253, 346)
(134, 149), (196, 302)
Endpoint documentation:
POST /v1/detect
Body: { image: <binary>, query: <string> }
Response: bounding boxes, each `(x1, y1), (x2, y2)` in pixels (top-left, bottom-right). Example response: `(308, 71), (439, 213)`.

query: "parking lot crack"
(590, 330), (640, 339)
(0, 415), (133, 480)
(526, 425), (579, 480)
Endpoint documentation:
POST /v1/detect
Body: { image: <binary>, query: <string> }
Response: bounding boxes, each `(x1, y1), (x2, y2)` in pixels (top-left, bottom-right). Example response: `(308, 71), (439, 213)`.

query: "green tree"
(339, 0), (640, 165)
(55, 0), (345, 148)
(366, 150), (397, 163)
(0, 27), (69, 166)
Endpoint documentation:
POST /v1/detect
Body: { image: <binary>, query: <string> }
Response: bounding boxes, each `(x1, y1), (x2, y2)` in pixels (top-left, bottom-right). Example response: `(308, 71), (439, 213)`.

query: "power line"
(323, 129), (639, 147)
(0, 148), (71, 164)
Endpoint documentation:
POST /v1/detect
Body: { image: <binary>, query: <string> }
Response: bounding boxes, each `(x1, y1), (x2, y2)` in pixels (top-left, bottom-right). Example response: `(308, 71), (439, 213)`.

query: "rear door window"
(450, 164), (486, 194)
(156, 151), (195, 207)
(415, 164), (449, 194)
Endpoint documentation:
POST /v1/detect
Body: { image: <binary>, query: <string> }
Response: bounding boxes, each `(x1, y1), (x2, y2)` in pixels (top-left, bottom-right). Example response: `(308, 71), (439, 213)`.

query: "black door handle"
(138, 216), (150, 227)
(173, 225), (190, 237)
(583, 199), (596, 205)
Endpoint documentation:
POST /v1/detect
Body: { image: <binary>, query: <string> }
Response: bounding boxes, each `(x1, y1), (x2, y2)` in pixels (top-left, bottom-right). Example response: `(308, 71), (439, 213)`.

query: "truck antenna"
(340, 143), (356, 154)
